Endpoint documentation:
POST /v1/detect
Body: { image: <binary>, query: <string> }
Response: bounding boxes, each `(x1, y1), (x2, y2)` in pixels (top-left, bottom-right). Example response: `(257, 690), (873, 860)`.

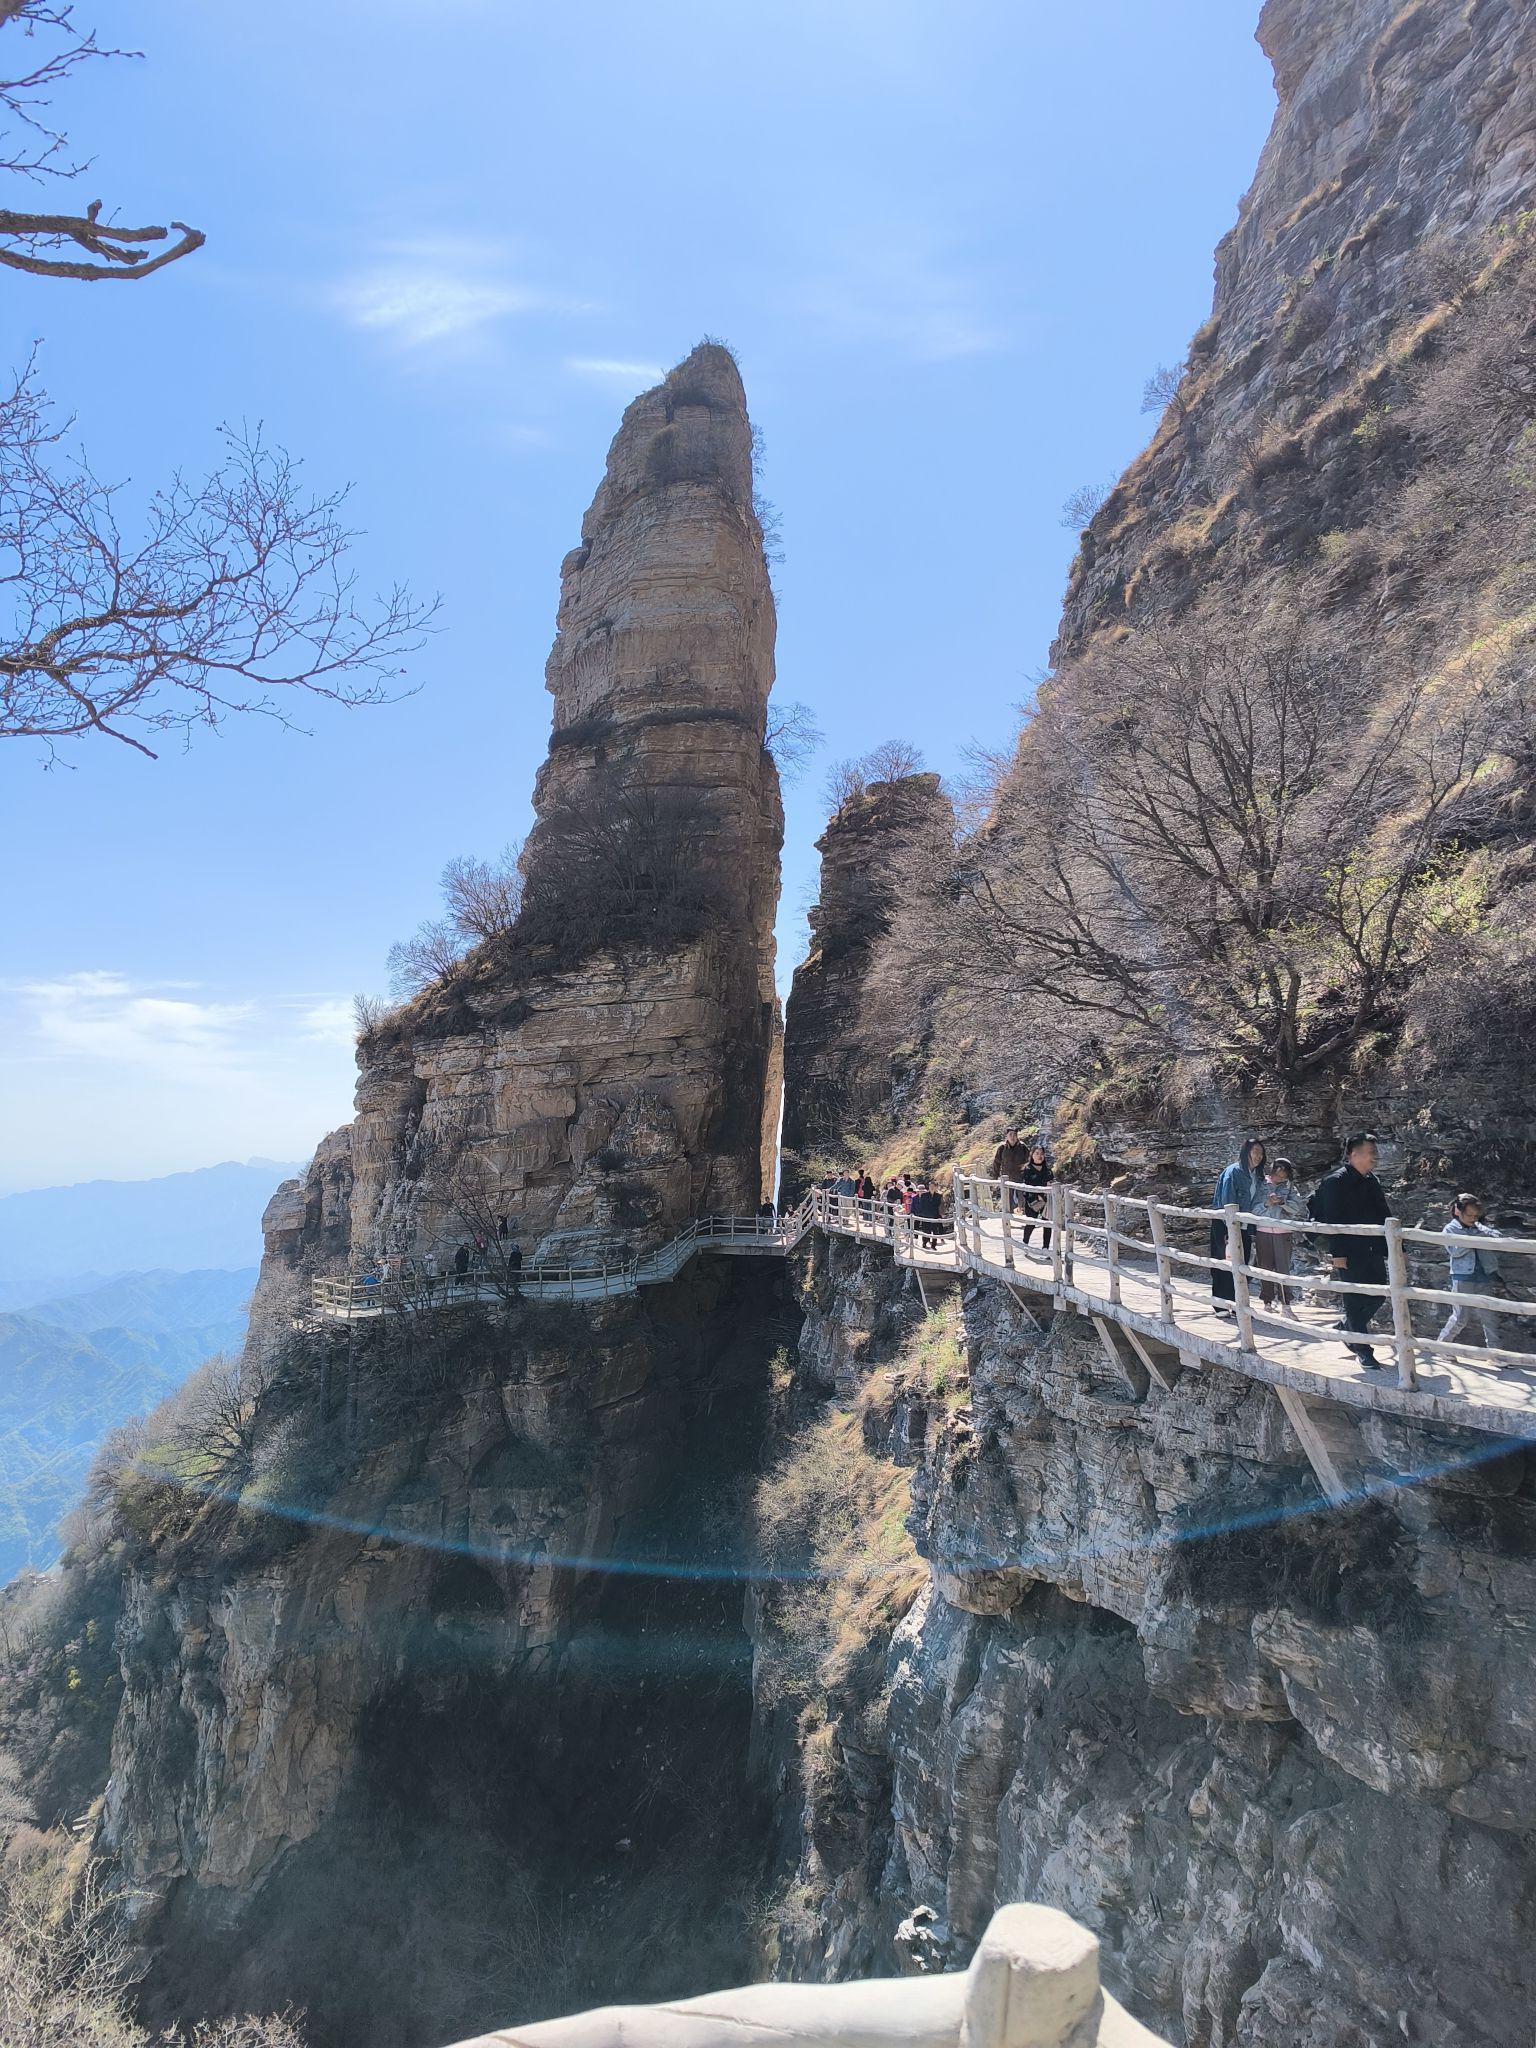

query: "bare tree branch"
(0, 4), (204, 277)
(0, 365), (437, 756)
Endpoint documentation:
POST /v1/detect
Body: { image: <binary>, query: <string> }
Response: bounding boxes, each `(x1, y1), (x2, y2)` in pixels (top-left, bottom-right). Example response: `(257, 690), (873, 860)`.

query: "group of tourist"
(811, 1168), (949, 1241)
(1209, 1133), (1506, 1369)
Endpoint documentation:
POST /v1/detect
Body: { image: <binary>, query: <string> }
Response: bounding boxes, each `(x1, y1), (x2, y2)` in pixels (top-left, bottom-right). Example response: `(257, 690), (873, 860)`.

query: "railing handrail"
(309, 1168), (1534, 1424)
(970, 1171), (1536, 1255)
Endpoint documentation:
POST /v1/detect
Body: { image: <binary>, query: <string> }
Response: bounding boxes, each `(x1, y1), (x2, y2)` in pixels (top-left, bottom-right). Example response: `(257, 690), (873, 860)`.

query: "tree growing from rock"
(823, 739), (926, 814)
(890, 624), (1503, 1084)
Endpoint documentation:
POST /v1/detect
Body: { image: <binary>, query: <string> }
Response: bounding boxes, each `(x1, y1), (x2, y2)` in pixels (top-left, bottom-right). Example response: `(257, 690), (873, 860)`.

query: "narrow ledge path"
(309, 1178), (1536, 1456)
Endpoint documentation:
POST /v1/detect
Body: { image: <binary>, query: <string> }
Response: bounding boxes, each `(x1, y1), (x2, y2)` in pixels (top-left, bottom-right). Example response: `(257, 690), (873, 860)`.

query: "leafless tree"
(417, 1112), (527, 1306)
(764, 698), (823, 783)
(154, 1349), (276, 1485)
(387, 917), (464, 1001)
(1141, 360), (1191, 422)
(1060, 483), (1108, 531)
(520, 773), (724, 949)
(441, 843), (523, 941)
(0, 2), (205, 281)
(822, 738), (926, 815)
(352, 991), (392, 1040)
(890, 625), (1502, 1082)
(1, 367), (434, 757)
(0, 11), (432, 759)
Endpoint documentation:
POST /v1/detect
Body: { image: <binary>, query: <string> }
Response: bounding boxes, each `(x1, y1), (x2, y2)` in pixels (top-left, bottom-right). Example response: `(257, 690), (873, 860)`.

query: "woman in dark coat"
(1020, 1143), (1054, 1247)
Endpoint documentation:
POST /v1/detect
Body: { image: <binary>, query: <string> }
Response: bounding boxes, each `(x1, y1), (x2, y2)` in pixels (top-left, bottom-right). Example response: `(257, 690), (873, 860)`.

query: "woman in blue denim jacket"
(1210, 1138), (1266, 1307)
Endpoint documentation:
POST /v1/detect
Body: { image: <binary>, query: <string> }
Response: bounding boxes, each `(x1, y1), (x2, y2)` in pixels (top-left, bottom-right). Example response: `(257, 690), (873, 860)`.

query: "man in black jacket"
(1308, 1133), (1390, 1369)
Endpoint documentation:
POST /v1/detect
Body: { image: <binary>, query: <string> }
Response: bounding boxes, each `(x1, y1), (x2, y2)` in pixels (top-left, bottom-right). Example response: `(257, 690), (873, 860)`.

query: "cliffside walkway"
(311, 1175), (1536, 1464)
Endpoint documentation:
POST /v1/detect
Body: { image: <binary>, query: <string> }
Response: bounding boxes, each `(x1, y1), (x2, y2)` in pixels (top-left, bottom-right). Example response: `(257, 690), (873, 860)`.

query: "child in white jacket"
(1253, 1158), (1309, 1315)
(1440, 1194), (1504, 1350)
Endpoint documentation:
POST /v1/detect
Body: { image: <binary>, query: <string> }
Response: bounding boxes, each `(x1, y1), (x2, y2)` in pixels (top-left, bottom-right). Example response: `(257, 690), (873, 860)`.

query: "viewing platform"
(310, 1175), (1536, 1465)
(443, 1900), (1168, 2048)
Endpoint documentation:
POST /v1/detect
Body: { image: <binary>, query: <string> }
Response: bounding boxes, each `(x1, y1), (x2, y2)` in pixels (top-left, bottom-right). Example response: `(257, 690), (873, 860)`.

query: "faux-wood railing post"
(1104, 1193), (1121, 1306)
(1385, 1217), (1418, 1390)
(1147, 1202), (1174, 1325)
(999, 1182), (1016, 1269)
(1049, 1183), (1066, 1296)
(1226, 1202), (1255, 1351)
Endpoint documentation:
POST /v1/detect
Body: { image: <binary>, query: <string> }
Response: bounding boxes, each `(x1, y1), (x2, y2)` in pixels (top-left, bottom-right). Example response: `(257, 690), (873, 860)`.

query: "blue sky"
(0, 0), (1275, 1194)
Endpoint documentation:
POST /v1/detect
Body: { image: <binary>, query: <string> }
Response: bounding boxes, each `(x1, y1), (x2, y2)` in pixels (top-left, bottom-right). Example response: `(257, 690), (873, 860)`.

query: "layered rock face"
(752, 4), (1536, 2039)
(755, 1245), (1536, 2045)
(78, 351), (792, 2046)
(258, 341), (781, 1307)
(1060, 0), (1536, 659)
(778, 774), (952, 1202)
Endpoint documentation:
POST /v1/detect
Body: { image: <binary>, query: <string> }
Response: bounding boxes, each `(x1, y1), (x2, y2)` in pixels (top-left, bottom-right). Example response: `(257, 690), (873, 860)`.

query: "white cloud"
(790, 231), (1008, 363)
(299, 997), (357, 1048)
(565, 356), (667, 387)
(0, 974), (361, 1194)
(19, 973), (254, 1076)
(332, 237), (588, 354)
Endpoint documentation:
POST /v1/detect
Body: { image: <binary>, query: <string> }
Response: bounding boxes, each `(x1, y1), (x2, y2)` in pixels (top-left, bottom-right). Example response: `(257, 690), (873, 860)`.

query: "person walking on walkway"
(1020, 1143), (1054, 1247)
(1440, 1193), (1505, 1352)
(757, 1197), (777, 1232)
(833, 1169), (858, 1224)
(1211, 1139), (1267, 1307)
(992, 1128), (1030, 1209)
(1253, 1158), (1307, 1315)
(1309, 1133), (1390, 1369)
(453, 1242), (471, 1284)
(912, 1181), (943, 1250)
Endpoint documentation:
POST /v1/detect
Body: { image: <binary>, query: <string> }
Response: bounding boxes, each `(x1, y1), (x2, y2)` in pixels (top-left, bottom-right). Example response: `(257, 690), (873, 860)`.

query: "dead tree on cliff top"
(895, 626), (1499, 1083)
(0, 6), (432, 757)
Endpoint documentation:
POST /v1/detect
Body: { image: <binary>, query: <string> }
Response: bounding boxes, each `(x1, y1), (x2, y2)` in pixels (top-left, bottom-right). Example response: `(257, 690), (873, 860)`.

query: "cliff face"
(778, 774), (953, 1202)
(754, 3), (1536, 2039)
(257, 341), (781, 1313)
(753, 1249), (1536, 2044)
(75, 349), (792, 2047)
(1060, 0), (1536, 668)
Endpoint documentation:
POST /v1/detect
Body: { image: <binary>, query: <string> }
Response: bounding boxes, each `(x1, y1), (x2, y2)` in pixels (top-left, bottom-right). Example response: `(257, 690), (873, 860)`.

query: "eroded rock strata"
(81, 348), (791, 2046)
(752, 1244), (1536, 2045)
(750, 3), (1536, 2038)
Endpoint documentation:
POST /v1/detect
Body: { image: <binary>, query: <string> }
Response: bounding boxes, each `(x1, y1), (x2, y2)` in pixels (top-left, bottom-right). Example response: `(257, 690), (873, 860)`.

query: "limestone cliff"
(257, 340), (782, 1310)
(41, 348), (793, 2048)
(778, 774), (953, 1203)
(752, 4), (1536, 2042)
(752, 1242), (1536, 2044)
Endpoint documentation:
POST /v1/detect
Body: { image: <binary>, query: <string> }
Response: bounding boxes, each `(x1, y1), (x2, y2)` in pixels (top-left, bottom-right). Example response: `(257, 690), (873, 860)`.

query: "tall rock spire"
(260, 343), (783, 1291)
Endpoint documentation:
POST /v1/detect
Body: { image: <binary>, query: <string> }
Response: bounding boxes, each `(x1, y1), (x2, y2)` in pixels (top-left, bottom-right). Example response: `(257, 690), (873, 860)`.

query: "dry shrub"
(754, 1405), (925, 1703)
(0, 1826), (306, 2047)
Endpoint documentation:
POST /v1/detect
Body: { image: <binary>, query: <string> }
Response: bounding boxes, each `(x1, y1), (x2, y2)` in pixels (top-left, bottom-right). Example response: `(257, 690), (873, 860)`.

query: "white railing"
(308, 1171), (1532, 1436)
(953, 1173), (1536, 1394)
(442, 1901), (1168, 2048)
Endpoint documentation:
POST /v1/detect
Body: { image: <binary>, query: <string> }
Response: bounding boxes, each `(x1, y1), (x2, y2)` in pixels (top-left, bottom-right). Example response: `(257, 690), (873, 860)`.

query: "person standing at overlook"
(1210, 1138), (1267, 1308)
(1308, 1133), (1391, 1369)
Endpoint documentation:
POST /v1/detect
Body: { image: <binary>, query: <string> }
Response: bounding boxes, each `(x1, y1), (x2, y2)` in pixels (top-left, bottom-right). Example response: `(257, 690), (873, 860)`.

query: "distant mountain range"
(0, 1266), (258, 1583)
(0, 1161), (295, 1582)
(0, 1159), (300, 1285)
